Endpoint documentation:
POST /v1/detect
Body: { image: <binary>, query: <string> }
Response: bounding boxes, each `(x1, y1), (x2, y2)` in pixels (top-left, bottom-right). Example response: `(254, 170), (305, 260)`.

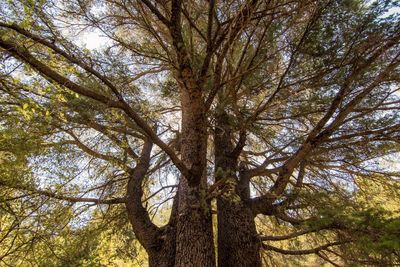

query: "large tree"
(1, 0), (399, 266)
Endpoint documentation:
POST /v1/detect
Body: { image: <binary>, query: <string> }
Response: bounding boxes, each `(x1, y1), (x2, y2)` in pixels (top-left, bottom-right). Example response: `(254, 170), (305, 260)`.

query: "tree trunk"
(125, 141), (177, 267)
(147, 192), (179, 267)
(174, 180), (215, 267)
(174, 88), (216, 267)
(216, 198), (261, 267)
(214, 110), (261, 267)
(147, 227), (176, 267)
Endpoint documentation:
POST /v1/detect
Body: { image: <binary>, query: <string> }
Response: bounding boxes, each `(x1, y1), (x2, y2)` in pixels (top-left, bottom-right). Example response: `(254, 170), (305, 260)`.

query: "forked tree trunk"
(125, 141), (177, 267)
(214, 110), (261, 267)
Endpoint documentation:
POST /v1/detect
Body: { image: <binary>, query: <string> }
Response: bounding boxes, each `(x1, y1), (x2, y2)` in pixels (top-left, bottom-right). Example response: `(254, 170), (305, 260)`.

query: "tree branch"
(125, 139), (161, 250)
(0, 33), (190, 178)
(0, 181), (125, 205)
(262, 240), (351, 255)
(268, 37), (400, 199)
(140, 0), (171, 26)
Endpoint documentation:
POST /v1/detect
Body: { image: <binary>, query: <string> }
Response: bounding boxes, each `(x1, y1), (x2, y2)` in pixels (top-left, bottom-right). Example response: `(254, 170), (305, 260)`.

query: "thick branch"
(0, 36), (122, 107)
(125, 139), (161, 250)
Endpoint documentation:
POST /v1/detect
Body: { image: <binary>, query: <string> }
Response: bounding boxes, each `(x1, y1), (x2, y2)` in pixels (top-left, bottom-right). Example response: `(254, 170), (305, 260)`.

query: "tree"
(1, 0), (399, 266)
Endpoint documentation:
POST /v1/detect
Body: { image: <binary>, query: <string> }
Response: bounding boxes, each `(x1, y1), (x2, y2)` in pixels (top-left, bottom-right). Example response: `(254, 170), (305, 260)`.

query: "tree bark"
(216, 197), (261, 267)
(167, 1), (216, 264)
(174, 180), (215, 267)
(174, 86), (216, 266)
(214, 110), (261, 267)
(125, 140), (177, 267)
(147, 195), (178, 267)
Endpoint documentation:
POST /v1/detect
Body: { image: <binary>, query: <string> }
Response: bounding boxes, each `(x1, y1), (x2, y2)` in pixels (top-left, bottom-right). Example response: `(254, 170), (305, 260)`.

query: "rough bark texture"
(125, 141), (177, 267)
(175, 180), (215, 267)
(170, 0), (216, 261)
(174, 83), (215, 266)
(147, 228), (176, 267)
(216, 196), (261, 267)
(214, 111), (261, 267)
(147, 197), (178, 267)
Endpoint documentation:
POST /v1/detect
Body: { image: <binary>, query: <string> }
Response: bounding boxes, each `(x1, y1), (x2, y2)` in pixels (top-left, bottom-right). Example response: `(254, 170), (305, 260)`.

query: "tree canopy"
(0, 0), (400, 266)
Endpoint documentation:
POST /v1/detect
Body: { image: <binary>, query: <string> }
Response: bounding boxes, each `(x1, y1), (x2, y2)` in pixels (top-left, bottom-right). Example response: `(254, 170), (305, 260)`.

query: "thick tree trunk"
(174, 88), (216, 267)
(147, 227), (176, 267)
(174, 180), (215, 267)
(216, 198), (261, 267)
(168, 2), (216, 263)
(214, 111), (261, 267)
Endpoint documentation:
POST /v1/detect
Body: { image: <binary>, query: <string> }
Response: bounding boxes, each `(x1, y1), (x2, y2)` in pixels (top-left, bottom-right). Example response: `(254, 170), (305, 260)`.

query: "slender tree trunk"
(214, 110), (261, 267)
(174, 89), (216, 267)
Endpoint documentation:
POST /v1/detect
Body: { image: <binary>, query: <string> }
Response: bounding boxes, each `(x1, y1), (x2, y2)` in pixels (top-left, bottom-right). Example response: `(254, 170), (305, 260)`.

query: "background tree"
(1, 0), (399, 266)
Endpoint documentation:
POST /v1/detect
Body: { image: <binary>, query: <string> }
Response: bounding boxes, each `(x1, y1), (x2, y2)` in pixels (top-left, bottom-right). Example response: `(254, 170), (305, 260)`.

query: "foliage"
(0, 0), (399, 266)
